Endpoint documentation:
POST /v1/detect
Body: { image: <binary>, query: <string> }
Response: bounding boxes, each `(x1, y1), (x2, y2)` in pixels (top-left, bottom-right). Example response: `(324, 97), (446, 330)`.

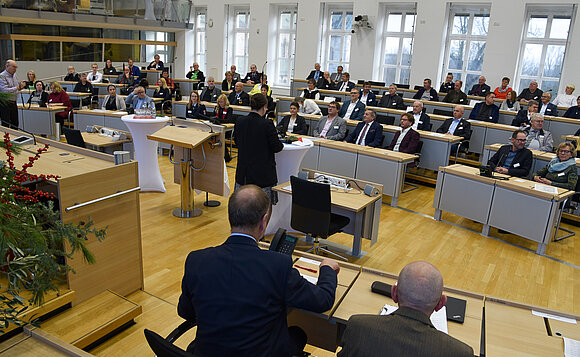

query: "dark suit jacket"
(439, 81), (453, 93)
(378, 94), (405, 110)
(387, 128), (420, 153)
(338, 100), (365, 121)
(436, 118), (471, 139)
(336, 81), (355, 92)
(345, 121), (383, 147)
(469, 102), (499, 123)
(276, 115), (308, 135)
(359, 90), (377, 107)
(512, 109), (532, 127)
(178, 235), (337, 357)
(407, 111), (431, 131)
(539, 102), (558, 116)
(185, 103), (207, 119)
(222, 79), (236, 91)
(200, 86), (221, 103)
(413, 88), (439, 101)
(316, 78), (334, 90)
(338, 307), (474, 357)
(234, 112), (284, 187)
(442, 90), (468, 104)
(517, 88), (543, 102)
(306, 70), (322, 80)
(468, 83), (491, 96)
(243, 71), (262, 83)
(488, 144), (533, 177)
(214, 106), (234, 124)
(228, 91), (250, 106)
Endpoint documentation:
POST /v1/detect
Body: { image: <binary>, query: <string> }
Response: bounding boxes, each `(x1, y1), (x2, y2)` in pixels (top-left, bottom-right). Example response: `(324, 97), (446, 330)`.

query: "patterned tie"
(357, 124), (369, 145)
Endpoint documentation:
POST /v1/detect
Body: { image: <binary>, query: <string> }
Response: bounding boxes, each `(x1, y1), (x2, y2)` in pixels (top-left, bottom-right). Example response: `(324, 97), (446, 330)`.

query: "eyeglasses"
(559, 150), (572, 154)
(514, 138), (527, 142)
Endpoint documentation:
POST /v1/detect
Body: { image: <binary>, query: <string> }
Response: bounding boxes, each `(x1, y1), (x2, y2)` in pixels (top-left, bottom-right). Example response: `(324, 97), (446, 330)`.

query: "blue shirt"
(502, 149), (519, 169)
(136, 98), (144, 109)
(448, 118), (461, 135)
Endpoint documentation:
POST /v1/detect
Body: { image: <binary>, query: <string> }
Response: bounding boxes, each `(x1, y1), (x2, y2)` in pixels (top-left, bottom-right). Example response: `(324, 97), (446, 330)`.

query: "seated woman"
(564, 96), (580, 119)
(533, 142), (578, 191)
(28, 80), (48, 107)
(185, 90), (207, 119)
(47, 82), (72, 125)
(222, 71), (236, 91)
(102, 84), (126, 111)
(213, 94), (234, 124)
(301, 79), (320, 100)
(500, 89), (520, 112)
(64, 66), (80, 82)
(103, 59), (117, 75)
(276, 101), (307, 135)
(22, 70), (37, 90)
(147, 54), (164, 70)
(156, 69), (175, 90)
(153, 78), (172, 111)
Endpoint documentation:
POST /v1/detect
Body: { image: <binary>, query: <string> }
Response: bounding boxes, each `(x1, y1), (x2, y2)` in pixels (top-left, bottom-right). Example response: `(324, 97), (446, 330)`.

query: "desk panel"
(317, 146), (358, 178)
(355, 152), (406, 206)
(438, 172), (495, 223)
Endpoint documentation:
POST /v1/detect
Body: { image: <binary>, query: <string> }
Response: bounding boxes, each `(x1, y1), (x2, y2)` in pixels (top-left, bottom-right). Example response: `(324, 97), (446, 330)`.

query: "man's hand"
(133, 87), (139, 95)
(247, 80), (255, 85)
(495, 167), (508, 174)
(320, 258), (340, 274)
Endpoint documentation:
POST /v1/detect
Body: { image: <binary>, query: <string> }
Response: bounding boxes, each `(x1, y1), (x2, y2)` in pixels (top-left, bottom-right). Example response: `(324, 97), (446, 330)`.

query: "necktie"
(357, 124), (369, 145)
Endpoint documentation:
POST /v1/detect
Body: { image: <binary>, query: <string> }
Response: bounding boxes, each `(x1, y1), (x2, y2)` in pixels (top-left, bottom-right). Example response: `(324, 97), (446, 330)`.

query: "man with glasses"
(523, 113), (553, 152)
(313, 101), (346, 141)
(487, 129), (533, 177)
(538, 92), (558, 116)
(338, 88), (365, 121)
(345, 109), (383, 147)
(387, 113), (420, 154)
(125, 86), (154, 110)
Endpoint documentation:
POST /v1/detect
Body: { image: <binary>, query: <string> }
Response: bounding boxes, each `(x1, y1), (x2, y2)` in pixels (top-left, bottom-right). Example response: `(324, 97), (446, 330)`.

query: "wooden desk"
(173, 100), (250, 118)
(173, 78), (201, 94)
(74, 109), (129, 131)
(548, 317), (580, 340)
(16, 104), (66, 140)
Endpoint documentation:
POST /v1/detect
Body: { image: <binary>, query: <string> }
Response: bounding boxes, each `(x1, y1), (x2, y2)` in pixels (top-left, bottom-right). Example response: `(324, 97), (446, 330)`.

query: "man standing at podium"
(234, 93), (283, 203)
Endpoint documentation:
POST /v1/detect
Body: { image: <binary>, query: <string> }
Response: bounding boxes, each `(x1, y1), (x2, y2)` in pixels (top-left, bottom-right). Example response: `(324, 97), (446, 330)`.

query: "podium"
(148, 122), (225, 218)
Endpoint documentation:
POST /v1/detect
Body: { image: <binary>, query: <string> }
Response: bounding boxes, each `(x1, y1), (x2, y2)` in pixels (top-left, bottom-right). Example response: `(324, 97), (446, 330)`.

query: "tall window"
(380, 8), (416, 85)
(443, 7), (489, 91)
(274, 7), (297, 86)
(227, 7), (250, 74)
(194, 8), (207, 71)
(517, 7), (574, 95)
(323, 7), (353, 73)
(143, 32), (173, 64)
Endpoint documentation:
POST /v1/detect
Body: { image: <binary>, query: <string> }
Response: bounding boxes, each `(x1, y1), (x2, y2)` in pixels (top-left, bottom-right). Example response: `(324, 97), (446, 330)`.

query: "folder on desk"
(446, 296), (466, 324)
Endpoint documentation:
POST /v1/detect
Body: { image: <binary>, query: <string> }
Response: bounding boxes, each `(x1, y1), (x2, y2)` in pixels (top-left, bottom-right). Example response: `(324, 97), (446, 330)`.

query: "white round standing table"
(122, 115), (169, 192)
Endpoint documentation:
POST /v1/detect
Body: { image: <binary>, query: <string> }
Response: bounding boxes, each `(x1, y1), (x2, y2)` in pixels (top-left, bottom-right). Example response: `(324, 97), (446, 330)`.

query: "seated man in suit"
(524, 113), (553, 152)
(439, 73), (454, 93)
(330, 65), (344, 84)
(469, 92), (499, 123)
(313, 101), (347, 140)
(378, 84), (405, 109)
(306, 62), (322, 81)
(468, 76), (491, 97)
(538, 92), (558, 116)
(488, 129), (533, 177)
(339, 89), (365, 121)
(242, 63), (262, 85)
(178, 184), (340, 357)
(387, 113), (420, 154)
(336, 72), (355, 92)
(200, 77), (222, 103)
(124, 86), (154, 110)
(436, 105), (471, 140)
(317, 71), (334, 90)
(442, 80), (468, 105)
(228, 81), (251, 106)
(413, 78), (439, 101)
(359, 82), (377, 107)
(338, 261), (473, 357)
(408, 101), (431, 131)
(345, 109), (383, 147)
(230, 64), (242, 82)
(517, 80), (543, 104)
(512, 100), (539, 127)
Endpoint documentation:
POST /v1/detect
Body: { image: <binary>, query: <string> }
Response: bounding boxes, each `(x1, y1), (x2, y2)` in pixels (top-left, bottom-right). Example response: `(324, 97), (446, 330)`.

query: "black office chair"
(375, 115), (395, 126)
(395, 83), (410, 89)
(290, 175), (350, 261)
(369, 81), (386, 87)
(144, 320), (196, 357)
(413, 85), (423, 91)
(433, 108), (453, 117)
(63, 128), (86, 148)
(403, 141), (424, 193)
(454, 129), (472, 164)
(320, 107), (328, 116)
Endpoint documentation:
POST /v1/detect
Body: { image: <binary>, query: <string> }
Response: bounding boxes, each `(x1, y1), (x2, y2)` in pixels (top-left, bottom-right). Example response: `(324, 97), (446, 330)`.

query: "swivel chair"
(144, 320), (196, 357)
(290, 175), (350, 261)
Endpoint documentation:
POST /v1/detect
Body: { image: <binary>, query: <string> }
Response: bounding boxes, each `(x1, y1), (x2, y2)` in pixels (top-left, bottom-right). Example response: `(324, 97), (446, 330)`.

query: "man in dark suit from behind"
(338, 261), (474, 357)
(345, 109), (383, 147)
(387, 113), (420, 154)
(178, 185), (340, 357)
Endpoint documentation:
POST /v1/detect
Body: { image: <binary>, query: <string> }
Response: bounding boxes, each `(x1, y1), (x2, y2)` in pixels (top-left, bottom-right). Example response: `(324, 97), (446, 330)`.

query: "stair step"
(0, 326), (93, 356)
(40, 290), (142, 349)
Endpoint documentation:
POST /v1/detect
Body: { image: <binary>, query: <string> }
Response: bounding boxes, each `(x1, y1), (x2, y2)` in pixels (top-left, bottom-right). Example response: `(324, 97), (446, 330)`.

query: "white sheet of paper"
(564, 337), (580, 357)
(514, 179), (526, 182)
(299, 272), (318, 285)
(112, 111), (128, 115)
(283, 185), (292, 191)
(379, 303), (448, 334)
(532, 310), (577, 324)
(534, 184), (558, 194)
(429, 133), (446, 137)
(406, 106), (414, 112)
(298, 257), (321, 266)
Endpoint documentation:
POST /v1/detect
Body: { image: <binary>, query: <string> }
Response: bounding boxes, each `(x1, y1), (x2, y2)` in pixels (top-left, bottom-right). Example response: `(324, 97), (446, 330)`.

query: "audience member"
(222, 71), (236, 91)
(127, 58), (141, 79)
(533, 142), (578, 191)
(88, 63), (102, 83)
(213, 94), (234, 124)
(47, 81), (72, 126)
(494, 77), (512, 99)
(336, 72), (355, 92)
(228, 81), (250, 106)
(249, 75), (272, 95)
(157, 69), (175, 90)
(517, 81), (542, 103)
(125, 86), (154, 110)
(28, 80), (48, 107)
(442, 80), (468, 104)
(512, 100), (539, 127)
(469, 92), (499, 123)
(413, 78), (439, 101)
(22, 70), (36, 89)
(500, 89), (520, 112)
(102, 84), (126, 111)
(186, 62), (205, 82)
(488, 129), (533, 177)
(301, 79), (320, 100)
(317, 71), (334, 90)
(116, 67), (136, 88)
(524, 113), (553, 152)
(468, 76), (491, 96)
(103, 59), (117, 75)
(563, 96), (580, 119)
(408, 101), (431, 131)
(261, 85), (276, 117)
(200, 77), (221, 102)
(147, 54), (164, 70)
(306, 63), (322, 81)
(339, 88), (365, 120)
(338, 261), (473, 357)
(64, 66), (80, 82)
(294, 96), (321, 115)
(552, 84), (576, 108)
(359, 82), (377, 106)
(379, 84), (404, 109)
(330, 65), (344, 83)
(436, 105), (471, 143)
(387, 113), (421, 154)
(73, 73), (93, 107)
(276, 101), (308, 135)
(230, 65), (241, 82)
(185, 90), (207, 119)
(153, 77), (172, 103)
(439, 73), (454, 93)
(242, 64), (262, 84)
(313, 101), (346, 140)
(538, 92), (558, 116)
(345, 109), (383, 147)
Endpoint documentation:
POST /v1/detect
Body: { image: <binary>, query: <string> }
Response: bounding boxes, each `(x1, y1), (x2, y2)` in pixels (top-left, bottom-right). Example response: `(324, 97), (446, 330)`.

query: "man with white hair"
(200, 77), (221, 102)
(538, 92), (558, 116)
(338, 261), (473, 356)
(407, 101), (431, 131)
(0, 59), (23, 128)
(468, 75), (491, 97)
(524, 113), (553, 152)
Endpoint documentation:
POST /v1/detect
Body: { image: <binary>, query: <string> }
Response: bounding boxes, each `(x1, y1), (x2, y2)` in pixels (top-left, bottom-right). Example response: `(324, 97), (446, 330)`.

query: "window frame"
(226, 6), (251, 76)
(274, 5), (298, 87)
(321, 5), (353, 74)
(193, 7), (207, 72)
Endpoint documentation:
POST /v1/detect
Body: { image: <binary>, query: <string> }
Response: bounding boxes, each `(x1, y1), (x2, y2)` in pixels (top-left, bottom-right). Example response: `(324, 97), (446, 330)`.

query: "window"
(142, 32), (173, 65)
(517, 7), (574, 95)
(379, 7), (416, 85)
(323, 6), (353, 73)
(227, 6), (251, 75)
(194, 8), (207, 71)
(274, 6), (297, 86)
(443, 7), (490, 91)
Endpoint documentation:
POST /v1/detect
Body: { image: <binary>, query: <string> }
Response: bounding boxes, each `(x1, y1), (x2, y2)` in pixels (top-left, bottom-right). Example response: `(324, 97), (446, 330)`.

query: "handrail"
(65, 187), (140, 212)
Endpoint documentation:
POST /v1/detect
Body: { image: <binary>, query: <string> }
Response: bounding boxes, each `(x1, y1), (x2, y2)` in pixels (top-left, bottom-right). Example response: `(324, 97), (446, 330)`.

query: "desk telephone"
(269, 228), (298, 255)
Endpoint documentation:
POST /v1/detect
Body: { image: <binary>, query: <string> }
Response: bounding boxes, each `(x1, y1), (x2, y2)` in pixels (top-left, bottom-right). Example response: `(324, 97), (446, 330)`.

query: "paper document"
(297, 257), (321, 266)
(380, 303), (448, 334)
(429, 133), (446, 137)
(534, 184), (558, 194)
(514, 179), (526, 183)
(112, 111), (127, 115)
(283, 185), (292, 191)
(564, 337), (580, 357)
(532, 310), (577, 324)
(299, 272), (318, 285)
(323, 96), (336, 103)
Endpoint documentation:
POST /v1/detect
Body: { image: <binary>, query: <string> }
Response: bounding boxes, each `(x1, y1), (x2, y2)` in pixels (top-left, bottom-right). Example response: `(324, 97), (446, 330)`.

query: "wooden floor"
(88, 155), (580, 356)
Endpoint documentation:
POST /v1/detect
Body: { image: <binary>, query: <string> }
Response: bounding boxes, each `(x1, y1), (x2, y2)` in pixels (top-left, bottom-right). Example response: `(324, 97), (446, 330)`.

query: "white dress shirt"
(394, 127), (410, 152)
(344, 100), (357, 119)
(89, 71), (103, 83)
